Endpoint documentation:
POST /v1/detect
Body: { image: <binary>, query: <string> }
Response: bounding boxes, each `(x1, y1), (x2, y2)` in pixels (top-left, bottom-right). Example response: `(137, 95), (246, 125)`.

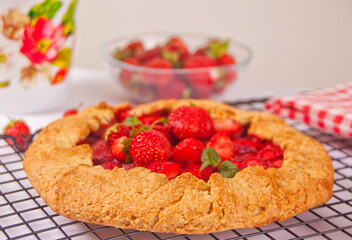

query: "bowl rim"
(101, 32), (252, 74)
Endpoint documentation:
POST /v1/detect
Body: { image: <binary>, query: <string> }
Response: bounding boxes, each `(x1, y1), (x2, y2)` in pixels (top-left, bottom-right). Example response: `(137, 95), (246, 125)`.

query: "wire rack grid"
(1, 99), (352, 240)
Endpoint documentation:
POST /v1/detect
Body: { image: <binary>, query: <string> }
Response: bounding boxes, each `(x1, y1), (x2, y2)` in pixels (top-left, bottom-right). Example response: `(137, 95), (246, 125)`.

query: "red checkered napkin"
(265, 82), (352, 138)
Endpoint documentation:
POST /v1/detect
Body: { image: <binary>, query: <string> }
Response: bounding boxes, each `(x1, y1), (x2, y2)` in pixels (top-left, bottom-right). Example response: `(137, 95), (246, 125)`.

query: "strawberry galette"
(23, 99), (334, 234)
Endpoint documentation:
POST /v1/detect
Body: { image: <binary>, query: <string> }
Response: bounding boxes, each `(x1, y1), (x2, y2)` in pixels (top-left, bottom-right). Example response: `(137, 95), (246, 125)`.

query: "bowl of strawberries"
(102, 32), (251, 102)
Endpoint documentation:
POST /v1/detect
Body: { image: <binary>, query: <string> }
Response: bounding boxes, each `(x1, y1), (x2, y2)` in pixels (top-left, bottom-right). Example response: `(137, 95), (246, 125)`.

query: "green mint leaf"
(201, 147), (221, 168)
(124, 114), (140, 126)
(219, 160), (239, 178)
(199, 161), (211, 172)
(150, 117), (169, 129)
(121, 138), (132, 154)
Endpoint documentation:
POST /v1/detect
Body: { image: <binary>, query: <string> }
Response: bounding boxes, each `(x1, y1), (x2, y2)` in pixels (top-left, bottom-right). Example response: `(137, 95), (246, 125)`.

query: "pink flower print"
(20, 17), (66, 64)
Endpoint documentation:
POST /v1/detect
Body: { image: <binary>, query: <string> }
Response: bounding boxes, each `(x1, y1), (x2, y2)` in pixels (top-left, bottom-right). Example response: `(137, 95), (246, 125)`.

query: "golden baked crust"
(23, 99), (334, 234)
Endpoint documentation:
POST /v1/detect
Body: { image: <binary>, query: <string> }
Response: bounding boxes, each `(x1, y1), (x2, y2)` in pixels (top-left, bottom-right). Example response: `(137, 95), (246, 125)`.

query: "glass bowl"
(101, 32), (252, 103)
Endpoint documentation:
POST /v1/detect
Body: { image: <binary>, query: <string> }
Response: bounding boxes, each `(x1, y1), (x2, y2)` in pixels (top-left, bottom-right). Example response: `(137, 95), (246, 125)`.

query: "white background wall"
(73, 0), (352, 90)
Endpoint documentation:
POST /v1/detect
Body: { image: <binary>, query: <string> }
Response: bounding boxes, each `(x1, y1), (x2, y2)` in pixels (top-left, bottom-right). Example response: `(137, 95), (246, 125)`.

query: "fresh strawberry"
(194, 47), (206, 56)
(218, 53), (236, 66)
(165, 37), (189, 62)
(184, 55), (217, 87)
(110, 136), (129, 162)
(102, 160), (121, 170)
(206, 131), (234, 161)
(173, 138), (204, 164)
(168, 106), (214, 140)
(138, 115), (163, 125)
(130, 130), (172, 166)
(3, 120), (31, 151)
(121, 57), (139, 83)
(115, 109), (131, 123)
(184, 163), (213, 181)
(63, 109), (78, 117)
(107, 125), (130, 145)
(147, 161), (182, 180)
(232, 138), (263, 154)
(153, 124), (174, 144)
(136, 46), (162, 63)
(257, 143), (283, 161)
(213, 119), (242, 134)
(140, 58), (172, 85)
(125, 41), (144, 55)
(158, 78), (190, 99)
(91, 140), (114, 165)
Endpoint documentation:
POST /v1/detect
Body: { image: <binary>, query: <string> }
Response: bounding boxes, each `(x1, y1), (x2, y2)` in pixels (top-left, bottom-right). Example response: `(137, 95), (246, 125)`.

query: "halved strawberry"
(147, 161), (182, 180)
(110, 136), (129, 162)
(173, 138), (204, 164)
(138, 115), (163, 125)
(213, 119), (242, 134)
(206, 131), (234, 161)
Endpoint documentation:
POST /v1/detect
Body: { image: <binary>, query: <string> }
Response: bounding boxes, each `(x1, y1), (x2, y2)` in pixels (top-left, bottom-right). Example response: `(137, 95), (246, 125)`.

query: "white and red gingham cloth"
(265, 82), (352, 138)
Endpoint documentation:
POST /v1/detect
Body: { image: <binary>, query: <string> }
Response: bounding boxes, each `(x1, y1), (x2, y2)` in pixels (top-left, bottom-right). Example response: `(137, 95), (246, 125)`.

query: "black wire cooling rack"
(1, 99), (352, 240)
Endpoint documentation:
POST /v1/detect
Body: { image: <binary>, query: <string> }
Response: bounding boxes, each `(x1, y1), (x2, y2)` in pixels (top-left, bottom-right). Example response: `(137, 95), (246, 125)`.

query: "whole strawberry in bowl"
(101, 32), (251, 103)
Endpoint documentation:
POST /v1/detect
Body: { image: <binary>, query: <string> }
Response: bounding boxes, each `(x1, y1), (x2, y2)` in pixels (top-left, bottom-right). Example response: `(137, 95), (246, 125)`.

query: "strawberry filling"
(78, 105), (284, 181)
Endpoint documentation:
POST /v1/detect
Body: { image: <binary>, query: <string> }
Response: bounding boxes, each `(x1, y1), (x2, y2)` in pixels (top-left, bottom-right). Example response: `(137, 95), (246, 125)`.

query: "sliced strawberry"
(147, 161), (182, 180)
(110, 136), (129, 162)
(168, 106), (214, 140)
(184, 163), (213, 181)
(130, 130), (172, 167)
(173, 138), (204, 164)
(232, 138), (263, 154)
(213, 119), (242, 134)
(102, 160), (121, 170)
(206, 131), (234, 161)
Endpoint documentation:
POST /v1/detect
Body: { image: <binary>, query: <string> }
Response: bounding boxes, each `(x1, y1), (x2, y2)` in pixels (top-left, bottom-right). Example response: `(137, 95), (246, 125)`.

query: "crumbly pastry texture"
(23, 99), (334, 234)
